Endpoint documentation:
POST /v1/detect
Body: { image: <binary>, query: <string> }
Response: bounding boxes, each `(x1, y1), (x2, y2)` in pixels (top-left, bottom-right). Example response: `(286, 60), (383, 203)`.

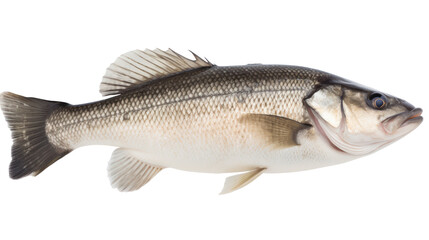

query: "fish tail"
(0, 92), (71, 179)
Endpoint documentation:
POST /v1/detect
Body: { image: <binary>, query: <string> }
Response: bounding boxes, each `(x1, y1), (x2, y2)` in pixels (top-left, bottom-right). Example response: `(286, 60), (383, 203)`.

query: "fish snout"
(398, 98), (416, 111)
(382, 108), (423, 134)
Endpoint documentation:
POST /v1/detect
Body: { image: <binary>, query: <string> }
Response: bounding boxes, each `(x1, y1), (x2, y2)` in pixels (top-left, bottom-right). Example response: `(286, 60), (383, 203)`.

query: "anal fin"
(220, 168), (266, 194)
(108, 148), (163, 192)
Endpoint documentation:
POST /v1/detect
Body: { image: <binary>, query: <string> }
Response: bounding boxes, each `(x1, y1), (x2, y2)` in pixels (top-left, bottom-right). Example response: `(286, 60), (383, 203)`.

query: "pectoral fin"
(239, 114), (311, 149)
(220, 168), (266, 194)
(107, 148), (163, 192)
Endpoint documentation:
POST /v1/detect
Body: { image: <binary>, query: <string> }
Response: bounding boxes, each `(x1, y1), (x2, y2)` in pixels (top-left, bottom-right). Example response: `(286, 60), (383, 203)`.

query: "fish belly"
(124, 128), (353, 173)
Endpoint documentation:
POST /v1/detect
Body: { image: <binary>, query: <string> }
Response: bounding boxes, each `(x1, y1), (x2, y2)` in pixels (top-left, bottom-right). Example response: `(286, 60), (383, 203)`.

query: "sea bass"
(0, 49), (423, 194)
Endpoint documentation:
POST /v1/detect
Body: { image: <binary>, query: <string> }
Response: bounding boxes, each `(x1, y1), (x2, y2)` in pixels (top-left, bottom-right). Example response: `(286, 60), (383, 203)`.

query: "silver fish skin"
(0, 49), (423, 193)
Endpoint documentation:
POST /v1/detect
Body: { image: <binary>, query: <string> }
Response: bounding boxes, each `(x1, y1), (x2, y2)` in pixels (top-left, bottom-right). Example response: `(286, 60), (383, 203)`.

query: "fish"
(0, 48), (423, 194)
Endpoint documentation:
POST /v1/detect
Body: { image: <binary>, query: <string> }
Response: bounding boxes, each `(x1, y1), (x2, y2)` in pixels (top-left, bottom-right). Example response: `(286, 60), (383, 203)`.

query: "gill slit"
(304, 104), (344, 153)
(339, 87), (347, 134)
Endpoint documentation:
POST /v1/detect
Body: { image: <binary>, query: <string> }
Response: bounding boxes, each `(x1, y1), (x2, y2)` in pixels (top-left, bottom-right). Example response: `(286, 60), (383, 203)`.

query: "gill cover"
(304, 85), (392, 156)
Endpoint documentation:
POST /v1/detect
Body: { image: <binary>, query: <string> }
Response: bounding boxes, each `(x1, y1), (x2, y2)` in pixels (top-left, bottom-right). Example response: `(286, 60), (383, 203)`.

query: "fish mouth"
(382, 108), (423, 134)
(306, 104), (423, 156)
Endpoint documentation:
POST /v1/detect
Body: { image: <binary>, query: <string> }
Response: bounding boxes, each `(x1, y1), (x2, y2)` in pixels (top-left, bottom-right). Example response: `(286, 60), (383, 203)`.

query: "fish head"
(304, 78), (423, 156)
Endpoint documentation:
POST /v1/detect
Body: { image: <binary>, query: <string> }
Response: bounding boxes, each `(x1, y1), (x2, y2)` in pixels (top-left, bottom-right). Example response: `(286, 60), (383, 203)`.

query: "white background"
(0, 1), (428, 239)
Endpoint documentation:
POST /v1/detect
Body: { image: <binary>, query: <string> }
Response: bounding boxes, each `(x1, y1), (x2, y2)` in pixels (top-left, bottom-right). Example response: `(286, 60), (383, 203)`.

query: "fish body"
(0, 49), (423, 193)
(47, 65), (347, 173)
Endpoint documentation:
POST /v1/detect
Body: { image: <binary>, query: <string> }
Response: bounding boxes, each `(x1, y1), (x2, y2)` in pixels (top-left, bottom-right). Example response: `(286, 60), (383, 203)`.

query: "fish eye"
(368, 92), (387, 110)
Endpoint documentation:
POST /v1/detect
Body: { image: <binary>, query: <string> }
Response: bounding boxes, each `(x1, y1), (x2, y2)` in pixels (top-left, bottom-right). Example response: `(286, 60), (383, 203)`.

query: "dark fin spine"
(0, 92), (71, 179)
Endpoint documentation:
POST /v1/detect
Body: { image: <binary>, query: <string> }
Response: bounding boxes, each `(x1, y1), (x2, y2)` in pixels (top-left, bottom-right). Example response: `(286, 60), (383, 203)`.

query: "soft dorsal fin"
(100, 48), (213, 96)
(108, 148), (163, 192)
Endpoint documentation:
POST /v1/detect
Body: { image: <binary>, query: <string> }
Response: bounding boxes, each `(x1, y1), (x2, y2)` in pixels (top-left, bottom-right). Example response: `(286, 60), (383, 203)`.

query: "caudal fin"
(0, 92), (71, 179)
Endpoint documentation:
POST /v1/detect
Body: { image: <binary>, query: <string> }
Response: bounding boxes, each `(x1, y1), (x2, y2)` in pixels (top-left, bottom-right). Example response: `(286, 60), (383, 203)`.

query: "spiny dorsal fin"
(108, 148), (163, 192)
(239, 114), (312, 149)
(220, 168), (266, 194)
(100, 48), (213, 96)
